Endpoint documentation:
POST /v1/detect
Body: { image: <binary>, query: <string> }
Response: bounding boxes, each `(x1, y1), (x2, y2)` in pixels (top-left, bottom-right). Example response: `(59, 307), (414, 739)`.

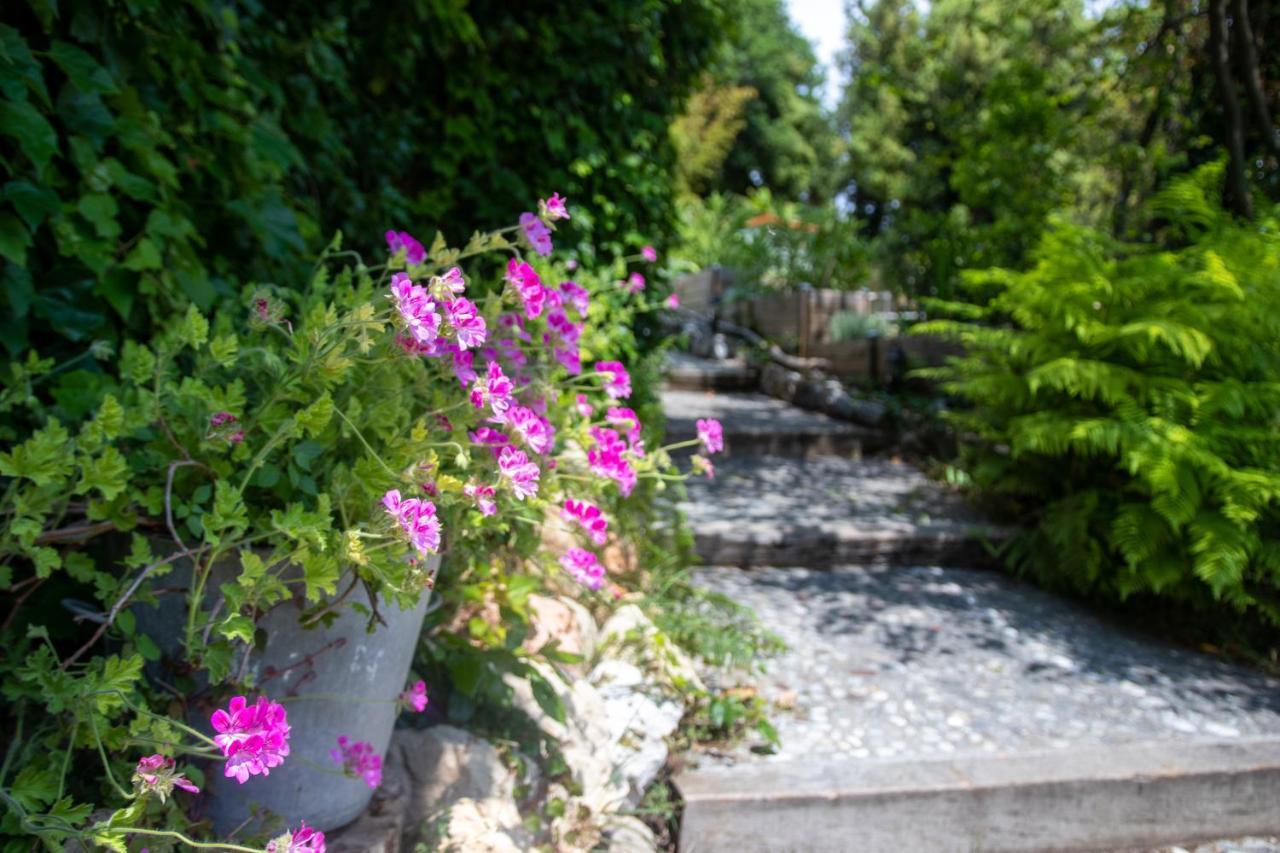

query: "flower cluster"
(386, 230), (426, 265)
(560, 547), (606, 590)
(400, 679), (429, 713)
(133, 754), (199, 802)
(331, 736), (383, 789)
(697, 418), (724, 454)
(382, 490), (442, 557)
(210, 696), (292, 784)
(563, 499), (608, 545)
(208, 411), (245, 444)
(267, 822), (327, 853)
(391, 268), (487, 353)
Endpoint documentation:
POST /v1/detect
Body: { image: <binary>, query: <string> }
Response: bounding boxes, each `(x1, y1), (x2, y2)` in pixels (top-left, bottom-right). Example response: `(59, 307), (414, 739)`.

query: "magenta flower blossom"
(330, 736), (383, 789)
(575, 394), (594, 418)
(507, 406), (555, 455)
(546, 309), (582, 345)
(560, 281), (589, 317)
(469, 427), (509, 448)
(386, 230), (426, 265)
(382, 489), (442, 556)
(563, 499), (609, 546)
(665, 293), (680, 309)
(691, 454), (716, 480)
(210, 696), (291, 784)
(390, 273), (441, 346)
(554, 345), (582, 375)
(400, 680), (429, 713)
(267, 821), (326, 853)
(506, 259), (548, 319)
(520, 212), (554, 256)
(498, 446), (540, 500)
(560, 547), (605, 590)
(606, 407), (642, 443)
(696, 418), (724, 454)
(587, 427), (637, 496)
(444, 296), (487, 349)
(541, 193), (570, 221)
(463, 482), (497, 516)
(396, 333), (443, 357)
(626, 272), (646, 294)
(451, 347), (478, 384)
(210, 411), (237, 427)
(436, 266), (466, 296)
(133, 754), (200, 802)
(641, 245), (658, 262)
(594, 361), (632, 399)
(470, 361), (515, 419)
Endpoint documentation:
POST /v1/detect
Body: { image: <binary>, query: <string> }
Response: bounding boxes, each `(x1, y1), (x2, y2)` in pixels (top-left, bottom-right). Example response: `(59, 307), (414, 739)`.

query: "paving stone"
(680, 455), (1004, 568)
(664, 351), (759, 391)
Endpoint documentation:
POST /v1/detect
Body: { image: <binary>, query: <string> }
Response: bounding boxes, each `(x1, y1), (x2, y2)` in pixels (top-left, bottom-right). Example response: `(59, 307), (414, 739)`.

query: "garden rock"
(598, 604), (705, 694)
(602, 814), (661, 852)
(525, 594), (599, 669)
(592, 658), (684, 806)
(759, 362), (802, 402)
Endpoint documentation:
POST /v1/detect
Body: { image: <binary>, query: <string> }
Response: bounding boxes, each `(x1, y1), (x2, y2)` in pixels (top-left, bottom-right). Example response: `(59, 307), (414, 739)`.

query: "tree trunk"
(1208, 0), (1254, 219)
(1230, 0), (1280, 158)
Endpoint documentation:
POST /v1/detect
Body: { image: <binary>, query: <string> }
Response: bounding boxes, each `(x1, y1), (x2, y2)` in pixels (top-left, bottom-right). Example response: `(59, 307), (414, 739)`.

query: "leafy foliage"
(918, 165), (1280, 627)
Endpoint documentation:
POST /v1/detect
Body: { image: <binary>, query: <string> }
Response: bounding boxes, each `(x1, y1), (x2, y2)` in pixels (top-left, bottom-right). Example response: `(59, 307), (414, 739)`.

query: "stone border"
(677, 738), (1280, 852)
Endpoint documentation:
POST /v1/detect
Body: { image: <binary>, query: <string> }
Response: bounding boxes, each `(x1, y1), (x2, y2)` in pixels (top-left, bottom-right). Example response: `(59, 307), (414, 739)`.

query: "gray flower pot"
(133, 548), (437, 834)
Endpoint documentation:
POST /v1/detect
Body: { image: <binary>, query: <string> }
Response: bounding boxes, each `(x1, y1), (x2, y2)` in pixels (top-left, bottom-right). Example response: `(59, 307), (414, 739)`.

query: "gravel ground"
(694, 563), (1280, 765)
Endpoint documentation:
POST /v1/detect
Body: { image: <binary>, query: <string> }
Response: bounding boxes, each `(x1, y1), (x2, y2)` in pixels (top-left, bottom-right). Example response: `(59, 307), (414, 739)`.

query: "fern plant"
(917, 164), (1280, 627)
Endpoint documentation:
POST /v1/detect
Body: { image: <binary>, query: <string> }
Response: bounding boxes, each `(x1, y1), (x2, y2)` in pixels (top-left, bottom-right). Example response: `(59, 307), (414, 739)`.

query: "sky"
(786, 0), (848, 109)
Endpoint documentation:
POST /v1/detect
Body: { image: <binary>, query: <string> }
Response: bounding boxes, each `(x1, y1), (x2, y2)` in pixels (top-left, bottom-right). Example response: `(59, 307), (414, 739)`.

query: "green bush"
(918, 165), (1280, 628)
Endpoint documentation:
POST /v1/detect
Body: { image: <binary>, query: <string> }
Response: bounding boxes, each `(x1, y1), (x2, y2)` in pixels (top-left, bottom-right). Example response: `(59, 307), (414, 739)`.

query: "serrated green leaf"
(203, 480), (248, 540)
(10, 764), (58, 810)
(0, 418), (72, 485)
(122, 237), (161, 271)
(3, 179), (60, 230)
(93, 654), (143, 713)
(0, 98), (58, 173)
(77, 445), (129, 499)
(210, 333), (238, 368)
(49, 41), (117, 95)
(76, 192), (120, 239)
(295, 392), (333, 437)
(0, 211), (31, 266)
(218, 613), (256, 644)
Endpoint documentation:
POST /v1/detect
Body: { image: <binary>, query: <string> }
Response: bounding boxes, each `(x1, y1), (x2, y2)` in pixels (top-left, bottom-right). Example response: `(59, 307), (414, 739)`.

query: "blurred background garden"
(2, 0), (1279, 850)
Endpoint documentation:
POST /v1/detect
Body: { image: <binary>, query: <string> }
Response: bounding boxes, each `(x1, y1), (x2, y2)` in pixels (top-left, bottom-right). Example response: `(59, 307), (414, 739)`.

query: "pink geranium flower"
(506, 259), (548, 319)
(696, 418), (724, 454)
(587, 427), (637, 496)
(563, 499), (609, 546)
(463, 482), (497, 516)
(606, 407), (642, 443)
(594, 361), (632, 399)
(560, 547), (605, 590)
(210, 696), (291, 784)
(541, 193), (570, 221)
(665, 293), (680, 309)
(575, 394), (594, 418)
(400, 680), (429, 712)
(554, 345), (582, 375)
(390, 273), (441, 346)
(520, 212), (554, 256)
(691, 454), (716, 480)
(267, 821), (326, 853)
(641, 245), (658, 262)
(133, 754), (200, 802)
(444, 297), (487, 350)
(560, 281), (589, 317)
(382, 489), (442, 556)
(498, 446), (540, 500)
(386, 230), (426, 265)
(470, 361), (515, 419)
(330, 736), (383, 789)
(507, 406), (555, 455)
(436, 266), (466, 296)
(626, 272), (645, 294)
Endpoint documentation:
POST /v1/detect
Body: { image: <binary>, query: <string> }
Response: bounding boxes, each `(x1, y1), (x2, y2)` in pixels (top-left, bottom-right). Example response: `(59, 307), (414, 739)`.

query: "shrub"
(918, 165), (1280, 628)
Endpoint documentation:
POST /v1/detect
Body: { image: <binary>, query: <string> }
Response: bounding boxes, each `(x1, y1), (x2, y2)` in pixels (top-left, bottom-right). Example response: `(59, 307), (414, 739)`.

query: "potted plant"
(0, 194), (722, 851)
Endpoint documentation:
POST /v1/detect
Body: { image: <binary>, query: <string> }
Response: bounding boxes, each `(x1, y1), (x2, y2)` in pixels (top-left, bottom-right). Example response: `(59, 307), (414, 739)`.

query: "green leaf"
(218, 614), (256, 644)
(0, 211), (31, 265)
(0, 98), (58, 173)
(49, 41), (118, 94)
(93, 654), (144, 714)
(210, 333), (239, 368)
(3, 179), (60, 230)
(122, 237), (162, 271)
(77, 446), (129, 499)
(181, 302), (209, 348)
(448, 656), (484, 697)
(9, 764), (58, 810)
(76, 192), (120, 239)
(203, 480), (248, 540)
(0, 418), (72, 485)
(295, 392), (333, 437)
(529, 670), (567, 724)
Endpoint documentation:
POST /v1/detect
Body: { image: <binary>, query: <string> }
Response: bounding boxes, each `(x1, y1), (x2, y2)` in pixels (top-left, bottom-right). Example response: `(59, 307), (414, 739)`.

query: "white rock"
(598, 605), (705, 693)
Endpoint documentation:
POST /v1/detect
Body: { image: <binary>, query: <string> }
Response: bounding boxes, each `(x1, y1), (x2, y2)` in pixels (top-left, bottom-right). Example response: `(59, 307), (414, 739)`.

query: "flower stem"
(108, 827), (265, 852)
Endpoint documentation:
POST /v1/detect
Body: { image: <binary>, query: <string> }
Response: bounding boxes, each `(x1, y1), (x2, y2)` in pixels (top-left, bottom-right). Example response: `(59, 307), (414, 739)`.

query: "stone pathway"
(664, 370), (1280, 852)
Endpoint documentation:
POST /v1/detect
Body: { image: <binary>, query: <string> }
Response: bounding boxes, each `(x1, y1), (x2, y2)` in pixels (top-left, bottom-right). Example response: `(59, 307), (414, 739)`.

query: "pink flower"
(696, 418), (724, 454)
(464, 482), (497, 516)
(641, 245), (658, 262)
(400, 680), (429, 713)
(691, 454), (715, 479)
(575, 394), (594, 418)
(444, 297), (487, 349)
(665, 293), (680, 309)
(626, 272), (646, 294)
(469, 427), (509, 448)
(133, 754), (200, 802)
(560, 547), (605, 590)
(565, 259), (579, 271)
(382, 489), (442, 556)
(330, 736), (383, 789)
(386, 230), (426, 265)
(559, 281), (590, 317)
(228, 430), (245, 443)
(554, 345), (581, 375)
(546, 309), (582, 345)
(520, 212), (554, 256)
(267, 822), (326, 853)
(541, 193), (570, 221)
(210, 411), (237, 427)
(390, 273), (441, 346)
(606, 407), (642, 443)
(498, 446), (540, 500)
(396, 333), (443, 357)
(451, 347), (478, 384)
(436, 266), (466, 296)
(470, 361), (515, 419)
(210, 696), (291, 784)
(506, 259), (548, 319)
(563, 499), (609, 546)
(594, 361), (632, 399)
(507, 406), (555, 455)
(587, 427), (637, 496)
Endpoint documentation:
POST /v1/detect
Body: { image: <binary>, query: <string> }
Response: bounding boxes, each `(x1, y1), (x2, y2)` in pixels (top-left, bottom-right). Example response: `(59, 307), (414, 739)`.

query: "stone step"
(677, 738), (1280, 853)
(680, 455), (1002, 569)
(664, 352), (760, 392)
(662, 389), (889, 460)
